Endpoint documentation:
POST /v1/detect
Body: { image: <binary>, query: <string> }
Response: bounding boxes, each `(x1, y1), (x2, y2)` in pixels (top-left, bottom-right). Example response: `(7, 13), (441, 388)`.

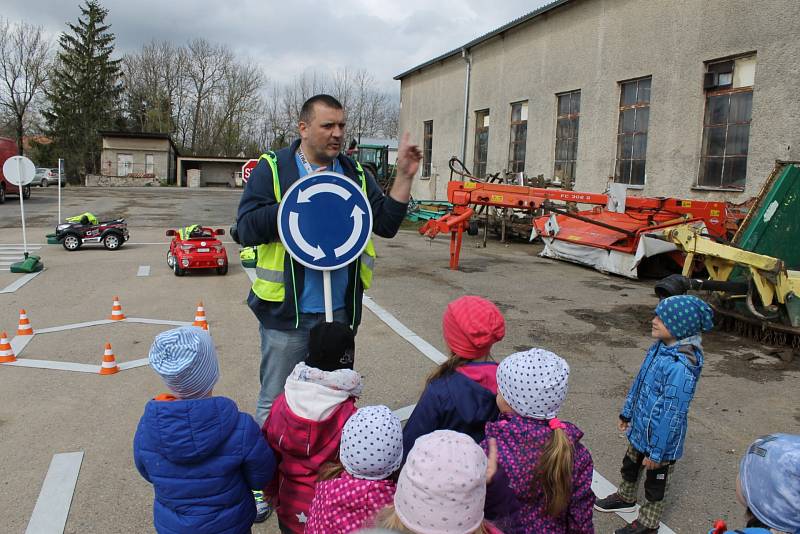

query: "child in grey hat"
(133, 326), (276, 534)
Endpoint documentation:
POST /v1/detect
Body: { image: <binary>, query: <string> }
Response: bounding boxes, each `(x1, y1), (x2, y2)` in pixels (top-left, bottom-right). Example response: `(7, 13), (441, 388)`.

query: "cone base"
(99, 367), (119, 375)
(0, 356), (17, 363)
(17, 330), (33, 336)
(108, 316), (126, 321)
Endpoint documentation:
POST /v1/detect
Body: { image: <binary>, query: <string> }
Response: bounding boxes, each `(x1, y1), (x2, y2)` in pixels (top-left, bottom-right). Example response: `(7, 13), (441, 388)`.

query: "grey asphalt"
(0, 187), (797, 533)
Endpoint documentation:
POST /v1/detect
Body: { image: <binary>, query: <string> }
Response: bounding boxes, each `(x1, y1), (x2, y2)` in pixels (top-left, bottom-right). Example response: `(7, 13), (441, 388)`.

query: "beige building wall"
(101, 137), (171, 180)
(398, 0), (800, 201)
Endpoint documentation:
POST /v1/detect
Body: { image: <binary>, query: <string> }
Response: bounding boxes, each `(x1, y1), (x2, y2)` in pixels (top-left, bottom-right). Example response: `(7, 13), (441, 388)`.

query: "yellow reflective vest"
(251, 152), (376, 327)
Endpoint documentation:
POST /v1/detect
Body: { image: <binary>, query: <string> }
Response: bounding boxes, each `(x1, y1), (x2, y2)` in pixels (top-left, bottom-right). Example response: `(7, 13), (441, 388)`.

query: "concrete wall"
(398, 0), (800, 201)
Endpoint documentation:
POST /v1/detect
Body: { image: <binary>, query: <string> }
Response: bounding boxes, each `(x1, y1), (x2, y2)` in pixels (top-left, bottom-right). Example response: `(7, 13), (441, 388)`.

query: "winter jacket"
(482, 414), (595, 534)
(263, 391), (357, 533)
(708, 529), (771, 534)
(620, 338), (704, 464)
(236, 138), (408, 331)
(133, 395), (276, 534)
(305, 472), (396, 533)
(403, 362), (500, 456)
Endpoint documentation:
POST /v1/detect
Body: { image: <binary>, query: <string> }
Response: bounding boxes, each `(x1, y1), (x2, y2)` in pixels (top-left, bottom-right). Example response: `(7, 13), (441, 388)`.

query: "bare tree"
(185, 39), (231, 154)
(0, 19), (51, 155)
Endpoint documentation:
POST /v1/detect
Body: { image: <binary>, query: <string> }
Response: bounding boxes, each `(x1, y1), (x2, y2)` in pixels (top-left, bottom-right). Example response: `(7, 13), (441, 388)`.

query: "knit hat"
(442, 296), (505, 359)
(739, 433), (800, 534)
(496, 349), (570, 419)
(148, 326), (219, 399)
(655, 295), (714, 340)
(340, 405), (403, 480)
(306, 321), (355, 372)
(394, 430), (486, 534)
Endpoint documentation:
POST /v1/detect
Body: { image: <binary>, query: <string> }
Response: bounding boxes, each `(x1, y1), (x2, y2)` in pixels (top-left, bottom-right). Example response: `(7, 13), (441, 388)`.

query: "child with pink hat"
(403, 295), (506, 456)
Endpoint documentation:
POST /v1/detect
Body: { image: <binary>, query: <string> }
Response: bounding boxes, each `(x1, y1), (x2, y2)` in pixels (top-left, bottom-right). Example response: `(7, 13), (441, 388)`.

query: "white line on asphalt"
(118, 358), (149, 370)
(0, 270), (43, 294)
(26, 451), (84, 534)
(365, 296), (676, 533)
(137, 265), (150, 277)
(3, 359), (100, 373)
(126, 317), (193, 327)
(35, 320), (115, 334)
(362, 296), (447, 364)
(10, 334), (33, 354)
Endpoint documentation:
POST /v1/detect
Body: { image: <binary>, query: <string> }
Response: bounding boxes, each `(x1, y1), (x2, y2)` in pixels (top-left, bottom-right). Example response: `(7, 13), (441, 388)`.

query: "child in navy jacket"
(403, 295), (505, 455)
(134, 327), (276, 534)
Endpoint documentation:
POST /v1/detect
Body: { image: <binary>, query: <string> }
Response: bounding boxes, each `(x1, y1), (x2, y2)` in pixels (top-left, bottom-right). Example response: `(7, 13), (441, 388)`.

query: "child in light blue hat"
(134, 326), (276, 534)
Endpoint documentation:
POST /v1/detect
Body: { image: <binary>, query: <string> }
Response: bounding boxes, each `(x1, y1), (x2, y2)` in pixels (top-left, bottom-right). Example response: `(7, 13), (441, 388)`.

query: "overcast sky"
(3, 0), (551, 92)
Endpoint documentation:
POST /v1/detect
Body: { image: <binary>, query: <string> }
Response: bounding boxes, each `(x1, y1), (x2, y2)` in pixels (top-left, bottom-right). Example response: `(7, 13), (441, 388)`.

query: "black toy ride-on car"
(55, 216), (129, 251)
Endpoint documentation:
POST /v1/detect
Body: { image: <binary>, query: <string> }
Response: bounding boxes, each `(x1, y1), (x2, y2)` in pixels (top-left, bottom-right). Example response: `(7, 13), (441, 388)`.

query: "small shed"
(99, 131), (178, 184)
(176, 156), (251, 188)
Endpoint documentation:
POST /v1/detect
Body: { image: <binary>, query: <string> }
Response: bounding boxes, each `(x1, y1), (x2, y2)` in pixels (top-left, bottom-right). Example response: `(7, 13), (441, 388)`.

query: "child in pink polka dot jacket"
(305, 405), (403, 533)
(483, 349), (595, 534)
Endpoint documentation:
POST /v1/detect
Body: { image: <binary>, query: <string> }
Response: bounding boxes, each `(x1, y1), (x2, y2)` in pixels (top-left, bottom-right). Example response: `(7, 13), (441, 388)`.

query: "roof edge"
(393, 0), (573, 80)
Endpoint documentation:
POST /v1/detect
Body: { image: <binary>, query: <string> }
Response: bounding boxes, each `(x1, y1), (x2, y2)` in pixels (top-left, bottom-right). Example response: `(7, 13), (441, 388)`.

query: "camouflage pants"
(617, 444), (676, 529)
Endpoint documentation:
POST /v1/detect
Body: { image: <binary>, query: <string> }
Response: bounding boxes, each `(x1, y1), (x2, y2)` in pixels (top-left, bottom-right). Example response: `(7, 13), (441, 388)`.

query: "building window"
(698, 55), (756, 190)
(145, 154), (154, 175)
(616, 77), (651, 186)
(422, 120), (433, 178)
(117, 153), (132, 176)
(508, 101), (527, 174)
(473, 109), (490, 179)
(554, 90), (580, 189)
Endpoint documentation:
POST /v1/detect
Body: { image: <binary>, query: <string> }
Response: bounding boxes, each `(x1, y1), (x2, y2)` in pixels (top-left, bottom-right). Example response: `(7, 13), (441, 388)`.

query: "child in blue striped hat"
(134, 326), (276, 534)
(595, 295), (714, 534)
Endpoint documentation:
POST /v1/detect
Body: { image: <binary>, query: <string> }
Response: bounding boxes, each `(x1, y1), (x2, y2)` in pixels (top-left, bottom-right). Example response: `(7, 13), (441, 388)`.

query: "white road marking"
(137, 265), (150, 277)
(118, 358), (149, 370)
(4, 359), (100, 373)
(365, 296), (676, 533)
(26, 451), (84, 534)
(0, 270), (43, 294)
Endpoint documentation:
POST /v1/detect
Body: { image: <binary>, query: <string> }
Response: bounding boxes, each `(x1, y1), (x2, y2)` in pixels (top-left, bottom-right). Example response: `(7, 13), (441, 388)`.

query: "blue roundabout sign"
(277, 172), (373, 271)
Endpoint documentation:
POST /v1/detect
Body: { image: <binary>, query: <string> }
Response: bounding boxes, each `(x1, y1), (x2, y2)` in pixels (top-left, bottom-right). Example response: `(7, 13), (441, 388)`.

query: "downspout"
(460, 47), (472, 172)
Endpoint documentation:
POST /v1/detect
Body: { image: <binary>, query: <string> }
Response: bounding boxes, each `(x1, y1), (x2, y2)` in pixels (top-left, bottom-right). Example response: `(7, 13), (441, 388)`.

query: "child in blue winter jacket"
(134, 326), (276, 534)
(595, 295), (713, 534)
(403, 295), (505, 455)
(709, 433), (800, 534)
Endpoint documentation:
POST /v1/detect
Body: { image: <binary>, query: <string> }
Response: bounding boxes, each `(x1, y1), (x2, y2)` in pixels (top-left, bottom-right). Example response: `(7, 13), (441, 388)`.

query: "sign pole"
(17, 158), (28, 258)
(323, 271), (333, 323)
(58, 158), (63, 223)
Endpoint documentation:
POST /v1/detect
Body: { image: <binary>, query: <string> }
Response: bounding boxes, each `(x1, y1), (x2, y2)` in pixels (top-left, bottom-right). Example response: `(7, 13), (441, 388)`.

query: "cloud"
(3, 0), (551, 90)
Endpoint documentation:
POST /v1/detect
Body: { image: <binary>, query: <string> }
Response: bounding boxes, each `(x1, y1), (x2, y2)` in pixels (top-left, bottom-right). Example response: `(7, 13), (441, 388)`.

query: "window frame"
(507, 101), (527, 174)
(422, 120), (433, 178)
(473, 109), (490, 179)
(614, 77), (651, 188)
(145, 153), (155, 175)
(553, 90), (581, 190)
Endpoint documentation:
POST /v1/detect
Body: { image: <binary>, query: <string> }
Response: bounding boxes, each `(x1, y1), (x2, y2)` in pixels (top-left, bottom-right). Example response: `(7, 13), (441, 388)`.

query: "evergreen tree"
(43, 0), (122, 179)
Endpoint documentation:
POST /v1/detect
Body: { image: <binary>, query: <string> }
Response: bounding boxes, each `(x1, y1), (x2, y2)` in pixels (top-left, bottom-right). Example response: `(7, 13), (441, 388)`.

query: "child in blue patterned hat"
(594, 295), (714, 534)
(134, 326), (276, 534)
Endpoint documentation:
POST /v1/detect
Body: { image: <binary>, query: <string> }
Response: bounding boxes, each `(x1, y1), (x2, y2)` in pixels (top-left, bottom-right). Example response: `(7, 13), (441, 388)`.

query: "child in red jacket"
(262, 321), (361, 534)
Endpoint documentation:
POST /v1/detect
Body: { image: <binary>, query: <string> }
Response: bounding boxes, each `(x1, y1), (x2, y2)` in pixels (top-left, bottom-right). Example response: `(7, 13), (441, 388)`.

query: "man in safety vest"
(237, 94), (421, 425)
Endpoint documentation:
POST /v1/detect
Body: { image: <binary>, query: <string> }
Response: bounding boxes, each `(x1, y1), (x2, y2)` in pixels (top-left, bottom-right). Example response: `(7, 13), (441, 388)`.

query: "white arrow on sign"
(334, 205), (366, 258)
(297, 182), (351, 203)
(288, 211), (326, 261)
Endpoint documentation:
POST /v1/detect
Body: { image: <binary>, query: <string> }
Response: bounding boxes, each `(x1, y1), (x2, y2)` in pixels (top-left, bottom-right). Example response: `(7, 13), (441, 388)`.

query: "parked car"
(34, 167), (65, 187)
(0, 137), (31, 203)
(55, 216), (129, 251)
(166, 226), (228, 276)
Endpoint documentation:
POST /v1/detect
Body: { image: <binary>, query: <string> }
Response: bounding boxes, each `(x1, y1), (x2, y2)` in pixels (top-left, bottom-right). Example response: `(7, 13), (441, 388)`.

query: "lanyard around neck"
(297, 147), (334, 175)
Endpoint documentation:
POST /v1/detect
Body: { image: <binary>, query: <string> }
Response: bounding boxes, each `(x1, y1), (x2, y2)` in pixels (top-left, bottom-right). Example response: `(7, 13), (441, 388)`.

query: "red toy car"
(166, 226), (228, 276)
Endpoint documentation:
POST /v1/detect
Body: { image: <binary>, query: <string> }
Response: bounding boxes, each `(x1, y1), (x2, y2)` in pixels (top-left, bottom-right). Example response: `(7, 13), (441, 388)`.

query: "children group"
(132, 294), (800, 534)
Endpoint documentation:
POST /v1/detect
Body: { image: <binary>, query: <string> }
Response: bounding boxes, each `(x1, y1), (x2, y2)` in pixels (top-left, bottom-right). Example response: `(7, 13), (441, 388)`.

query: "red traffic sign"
(241, 159), (259, 183)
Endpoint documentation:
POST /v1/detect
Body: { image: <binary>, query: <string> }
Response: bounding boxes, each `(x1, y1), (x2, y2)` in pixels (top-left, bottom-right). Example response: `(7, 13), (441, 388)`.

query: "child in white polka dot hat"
(595, 295), (712, 534)
(483, 348), (595, 533)
(305, 405), (403, 534)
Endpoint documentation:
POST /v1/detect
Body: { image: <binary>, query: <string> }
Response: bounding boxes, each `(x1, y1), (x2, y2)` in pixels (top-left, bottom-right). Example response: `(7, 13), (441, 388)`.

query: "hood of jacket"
(660, 338), (704, 378)
(269, 393), (357, 458)
(487, 412), (585, 447)
(446, 370), (500, 426)
(138, 396), (239, 464)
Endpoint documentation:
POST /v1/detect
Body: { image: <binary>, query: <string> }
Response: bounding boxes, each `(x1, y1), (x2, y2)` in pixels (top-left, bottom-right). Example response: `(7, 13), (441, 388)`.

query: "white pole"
(323, 270), (333, 323)
(58, 158), (63, 223)
(17, 158), (28, 257)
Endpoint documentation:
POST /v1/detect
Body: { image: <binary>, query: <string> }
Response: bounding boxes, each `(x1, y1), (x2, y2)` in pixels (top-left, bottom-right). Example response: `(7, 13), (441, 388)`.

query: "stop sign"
(241, 158), (259, 183)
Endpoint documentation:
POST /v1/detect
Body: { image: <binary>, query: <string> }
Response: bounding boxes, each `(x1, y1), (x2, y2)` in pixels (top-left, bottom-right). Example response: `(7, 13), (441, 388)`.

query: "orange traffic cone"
(192, 301), (208, 330)
(99, 342), (119, 375)
(17, 309), (33, 336)
(0, 331), (16, 363)
(109, 296), (126, 321)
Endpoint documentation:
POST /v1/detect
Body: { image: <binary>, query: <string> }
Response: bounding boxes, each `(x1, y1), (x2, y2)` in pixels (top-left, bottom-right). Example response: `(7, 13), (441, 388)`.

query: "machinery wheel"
(41, 178), (48, 187)
(22, 185), (30, 199)
(62, 234), (81, 251)
(173, 262), (185, 276)
(0, 184), (6, 204)
(102, 233), (122, 250)
(216, 264), (228, 275)
(166, 251), (175, 268)
(467, 220), (479, 236)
